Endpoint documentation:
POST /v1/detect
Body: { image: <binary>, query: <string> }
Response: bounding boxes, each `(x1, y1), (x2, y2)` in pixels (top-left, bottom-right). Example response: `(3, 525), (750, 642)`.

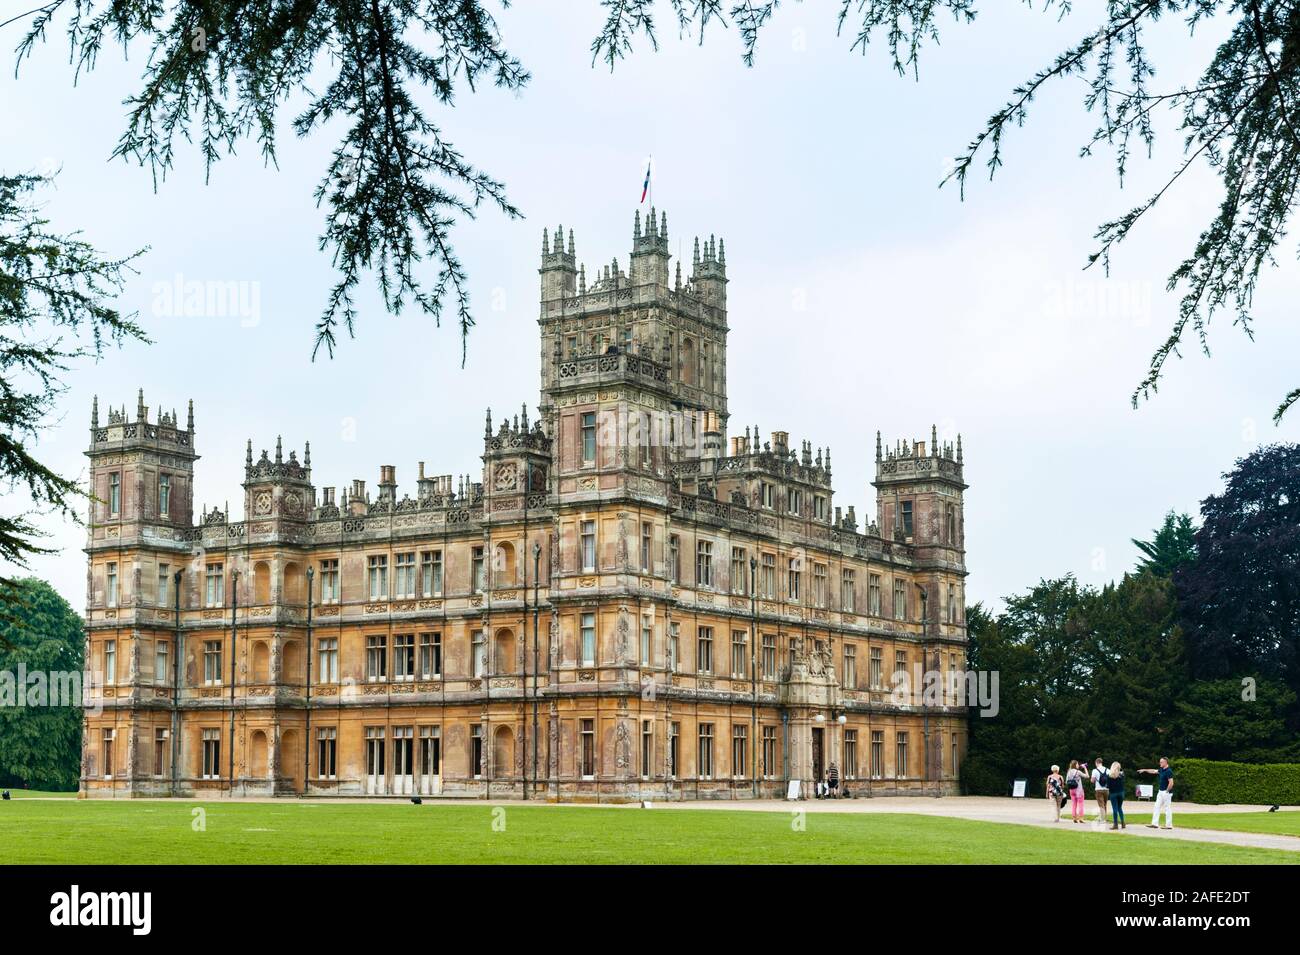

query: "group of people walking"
(1045, 757), (1175, 831)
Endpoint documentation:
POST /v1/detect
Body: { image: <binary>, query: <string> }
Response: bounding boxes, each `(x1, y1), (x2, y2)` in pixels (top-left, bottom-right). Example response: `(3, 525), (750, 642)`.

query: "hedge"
(1150, 759), (1300, 806)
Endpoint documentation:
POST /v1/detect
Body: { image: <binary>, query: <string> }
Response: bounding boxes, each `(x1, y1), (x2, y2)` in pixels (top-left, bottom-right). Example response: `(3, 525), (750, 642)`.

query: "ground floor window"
(896, 732), (909, 778)
(393, 726), (414, 778)
(698, 723), (714, 779)
(420, 726), (441, 777)
(871, 731), (884, 779)
(317, 727), (337, 779)
(153, 728), (169, 778)
(843, 729), (858, 780)
(762, 726), (777, 779)
(101, 728), (115, 779)
(201, 728), (220, 779)
(731, 724), (747, 778)
(469, 725), (484, 777)
(669, 722), (680, 778)
(366, 727), (386, 777)
(640, 720), (652, 779)
(580, 719), (595, 777)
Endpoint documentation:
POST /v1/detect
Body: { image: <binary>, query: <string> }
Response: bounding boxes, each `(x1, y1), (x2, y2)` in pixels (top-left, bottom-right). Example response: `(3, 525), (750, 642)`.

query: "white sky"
(4, 3), (1298, 611)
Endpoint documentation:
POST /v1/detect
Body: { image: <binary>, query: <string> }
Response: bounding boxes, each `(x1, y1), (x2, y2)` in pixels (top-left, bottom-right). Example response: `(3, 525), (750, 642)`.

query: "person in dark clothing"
(1107, 761), (1127, 830)
(826, 763), (840, 798)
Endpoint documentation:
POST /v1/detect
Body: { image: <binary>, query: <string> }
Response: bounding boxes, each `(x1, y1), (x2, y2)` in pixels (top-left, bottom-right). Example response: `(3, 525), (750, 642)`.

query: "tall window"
(154, 639), (169, 686)
(761, 553), (776, 598)
(420, 726), (441, 778)
(697, 724), (714, 779)
(696, 540), (713, 588)
(668, 622), (680, 673)
(317, 638), (338, 683)
(366, 727), (386, 779)
(641, 523), (652, 572)
(158, 473), (171, 518)
(319, 559), (339, 604)
(669, 722), (680, 777)
(580, 412), (597, 464)
(894, 649), (908, 686)
(696, 626), (713, 674)
(640, 720), (653, 778)
(844, 730), (858, 780)
(843, 644), (857, 689)
(893, 578), (908, 621)
(101, 728), (115, 778)
(367, 555), (388, 601)
(317, 727), (337, 779)
(946, 503), (958, 545)
(668, 535), (680, 583)
(103, 639), (117, 685)
(869, 647), (883, 689)
(640, 617), (652, 665)
(366, 635), (387, 682)
(157, 564), (170, 608)
(472, 630), (486, 676)
(814, 494), (827, 520)
(419, 632), (442, 678)
(580, 719), (596, 777)
(421, 550), (443, 597)
(470, 726), (483, 777)
(580, 613), (596, 666)
(871, 731), (885, 778)
(153, 728), (169, 777)
(731, 630), (747, 678)
(201, 728), (220, 779)
(787, 558), (801, 602)
(108, 472), (121, 516)
(105, 562), (118, 607)
(394, 553), (416, 599)
(900, 500), (914, 537)
(730, 547), (747, 595)
(393, 726), (414, 782)
(813, 563), (828, 607)
(471, 547), (486, 592)
(580, 522), (596, 572)
(841, 569), (856, 612)
(761, 633), (777, 679)
(896, 732), (909, 778)
(762, 726), (777, 778)
(868, 573), (882, 616)
(786, 487), (801, 515)
(393, 633), (415, 681)
(947, 582), (959, 624)
(203, 640), (222, 685)
(731, 725), (747, 778)
(760, 481), (774, 508)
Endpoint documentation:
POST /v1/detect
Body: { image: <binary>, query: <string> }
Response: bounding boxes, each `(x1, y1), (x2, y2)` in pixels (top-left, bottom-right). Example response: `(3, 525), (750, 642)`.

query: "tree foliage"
(15, 0), (526, 362)
(1132, 510), (1197, 577)
(0, 173), (145, 601)
(0, 578), (85, 791)
(1177, 443), (1300, 688)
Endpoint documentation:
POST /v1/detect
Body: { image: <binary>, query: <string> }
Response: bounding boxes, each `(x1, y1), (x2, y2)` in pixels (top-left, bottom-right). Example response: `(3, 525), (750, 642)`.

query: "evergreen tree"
(1132, 511), (1197, 578)
(0, 578), (85, 790)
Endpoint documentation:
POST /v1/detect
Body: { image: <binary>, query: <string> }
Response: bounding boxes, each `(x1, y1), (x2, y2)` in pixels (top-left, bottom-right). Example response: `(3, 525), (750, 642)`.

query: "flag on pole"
(640, 158), (652, 204)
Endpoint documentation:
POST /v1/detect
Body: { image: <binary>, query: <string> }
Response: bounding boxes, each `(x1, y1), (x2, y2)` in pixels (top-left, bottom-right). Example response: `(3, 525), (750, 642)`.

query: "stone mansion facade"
(81, 208), (970, 800)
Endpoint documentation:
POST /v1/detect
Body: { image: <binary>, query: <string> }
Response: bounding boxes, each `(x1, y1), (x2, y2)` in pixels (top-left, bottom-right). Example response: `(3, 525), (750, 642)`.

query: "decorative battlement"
(244, 436), (311, 483)
(874, 427), (966, 489)
(89, 390), (195, 451)
(483, 404), (551, 453)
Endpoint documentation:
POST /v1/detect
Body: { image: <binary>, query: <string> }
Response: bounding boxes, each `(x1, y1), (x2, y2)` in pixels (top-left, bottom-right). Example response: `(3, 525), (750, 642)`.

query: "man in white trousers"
(1139, 757), (1175, 829)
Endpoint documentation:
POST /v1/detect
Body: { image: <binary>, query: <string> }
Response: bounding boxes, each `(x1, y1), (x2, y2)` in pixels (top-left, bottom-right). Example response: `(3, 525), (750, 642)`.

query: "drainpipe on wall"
(228, 569), (239, 795)
(172, 569), (183, 796)
(304, 566), (314, 796)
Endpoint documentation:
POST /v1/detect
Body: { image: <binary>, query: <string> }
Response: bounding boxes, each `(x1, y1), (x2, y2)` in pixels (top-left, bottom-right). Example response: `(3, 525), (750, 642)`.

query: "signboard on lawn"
(1012, 779), (1028, 798)
(786, 779), (801, 801)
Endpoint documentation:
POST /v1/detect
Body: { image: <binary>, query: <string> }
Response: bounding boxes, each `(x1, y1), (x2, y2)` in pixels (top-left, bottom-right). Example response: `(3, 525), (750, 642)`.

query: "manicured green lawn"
(1178, 811), (1300, 837)
(0, 801), (1296, 864)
